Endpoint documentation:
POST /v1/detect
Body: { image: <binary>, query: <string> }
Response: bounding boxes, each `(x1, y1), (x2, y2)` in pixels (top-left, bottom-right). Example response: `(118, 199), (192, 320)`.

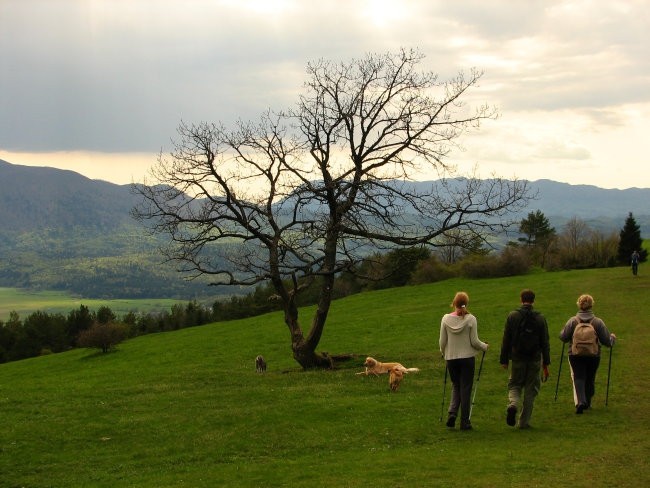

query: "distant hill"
(526, 179), (650, 218)
(524, 179), (650, 234)
(0, 159), (137, 231)
(0, 159), (648, 299)
(408, 178), (650, 235)
(0, 159), (221, 299)
(2, 159), (648, 234)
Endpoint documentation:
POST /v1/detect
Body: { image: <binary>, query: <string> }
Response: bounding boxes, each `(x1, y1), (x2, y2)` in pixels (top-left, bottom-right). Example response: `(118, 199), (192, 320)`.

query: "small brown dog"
(255, 355), (266, 373)
(389, 367), (404, 391)
(356, 356), (420, 376)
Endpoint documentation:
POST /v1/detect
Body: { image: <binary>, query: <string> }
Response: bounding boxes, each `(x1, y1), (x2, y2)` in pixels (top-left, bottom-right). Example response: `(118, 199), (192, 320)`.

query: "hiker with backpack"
(559, 294), (616, 414)
(499, 289), (551, 429)
(439, 291), (489, 431)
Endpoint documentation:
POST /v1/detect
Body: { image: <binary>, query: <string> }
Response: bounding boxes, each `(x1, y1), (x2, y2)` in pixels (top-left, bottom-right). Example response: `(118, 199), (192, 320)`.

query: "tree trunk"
(284, 304), (333, 369)
(292, 341), (333, 369)
(284, 274), (336, 370)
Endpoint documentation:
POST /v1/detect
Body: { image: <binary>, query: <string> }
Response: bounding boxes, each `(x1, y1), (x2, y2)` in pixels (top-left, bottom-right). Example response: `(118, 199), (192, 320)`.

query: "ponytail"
(451, 291), (470, 317)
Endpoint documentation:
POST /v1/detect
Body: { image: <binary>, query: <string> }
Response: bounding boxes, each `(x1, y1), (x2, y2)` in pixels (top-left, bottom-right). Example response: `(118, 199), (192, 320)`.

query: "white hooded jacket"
(439, 312), (488, 360)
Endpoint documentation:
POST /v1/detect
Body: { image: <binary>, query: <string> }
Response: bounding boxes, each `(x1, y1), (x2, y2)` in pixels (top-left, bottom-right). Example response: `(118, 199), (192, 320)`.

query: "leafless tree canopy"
(133, 49), (529, 368)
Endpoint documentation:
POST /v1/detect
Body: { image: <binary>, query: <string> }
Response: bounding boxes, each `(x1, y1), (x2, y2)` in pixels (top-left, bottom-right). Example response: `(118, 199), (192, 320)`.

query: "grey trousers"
(507, 359), (541, 428)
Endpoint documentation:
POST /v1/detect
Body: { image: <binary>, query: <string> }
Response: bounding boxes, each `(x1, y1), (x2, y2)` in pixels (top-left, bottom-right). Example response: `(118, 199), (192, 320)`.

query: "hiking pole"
(439, 363), (448, 422)
(554, 341), (566, 402)
(469, 350), (486, 420)
(606, 343), (614, 406)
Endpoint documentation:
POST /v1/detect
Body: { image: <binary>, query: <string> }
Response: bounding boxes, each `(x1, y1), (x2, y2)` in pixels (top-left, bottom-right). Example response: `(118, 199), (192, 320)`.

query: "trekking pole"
(439, 363), (448, 422)
(554, 341), (565, 402)
(606, 343), (614, 406)
(469, 350), (486, 420)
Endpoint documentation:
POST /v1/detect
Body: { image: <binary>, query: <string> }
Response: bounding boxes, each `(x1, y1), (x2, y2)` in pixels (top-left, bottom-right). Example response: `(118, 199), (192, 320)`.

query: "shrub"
(498, 245), (531, 276)
(77, 322), (129, 353)
(458, 247), (530, 279)
(410, 255), (453, 284)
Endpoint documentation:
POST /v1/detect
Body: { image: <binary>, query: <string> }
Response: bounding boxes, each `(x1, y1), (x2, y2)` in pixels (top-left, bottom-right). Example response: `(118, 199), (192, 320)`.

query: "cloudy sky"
(1, 0), (648, 188)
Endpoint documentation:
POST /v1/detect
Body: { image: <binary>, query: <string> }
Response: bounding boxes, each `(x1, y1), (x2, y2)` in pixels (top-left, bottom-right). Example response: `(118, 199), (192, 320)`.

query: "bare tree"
(436, 229), (488, 265)
(559, 217), (590, 266)
(557, 218), (619, 268)
(133, 49), (529, 369)
(586, 230), (619, 268)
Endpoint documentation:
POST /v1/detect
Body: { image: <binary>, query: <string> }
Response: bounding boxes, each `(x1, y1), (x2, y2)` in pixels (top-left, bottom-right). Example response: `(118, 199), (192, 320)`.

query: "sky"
(1, 0), (649, 189)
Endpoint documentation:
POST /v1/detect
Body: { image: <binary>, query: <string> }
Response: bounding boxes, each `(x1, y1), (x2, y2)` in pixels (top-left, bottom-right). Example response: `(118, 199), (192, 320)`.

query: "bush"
(458, 247), (530, 279)
(409, 255), (453, 284)
(77, 322), (129, 353)
(498, 246), (531, 276)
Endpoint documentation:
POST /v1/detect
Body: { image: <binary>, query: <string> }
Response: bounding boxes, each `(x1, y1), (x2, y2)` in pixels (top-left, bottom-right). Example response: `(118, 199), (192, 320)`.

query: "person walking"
(559, 294), (616, 413)
(499, 289), (550, 429)
(439, 291), (488, 431)
(631, 250), (640, 276)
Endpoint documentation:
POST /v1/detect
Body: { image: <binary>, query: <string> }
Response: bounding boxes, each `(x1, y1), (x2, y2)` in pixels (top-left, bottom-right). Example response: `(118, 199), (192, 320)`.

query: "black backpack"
(513, 309), (540, 357)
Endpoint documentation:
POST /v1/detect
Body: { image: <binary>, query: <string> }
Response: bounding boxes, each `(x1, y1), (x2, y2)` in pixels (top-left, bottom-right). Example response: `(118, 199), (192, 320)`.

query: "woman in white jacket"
(439, 291), (489, 430)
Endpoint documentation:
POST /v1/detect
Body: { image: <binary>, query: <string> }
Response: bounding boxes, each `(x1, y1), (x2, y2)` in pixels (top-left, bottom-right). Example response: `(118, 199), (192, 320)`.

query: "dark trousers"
(446, 357), (476, 425)
(569, 355), (601, 407)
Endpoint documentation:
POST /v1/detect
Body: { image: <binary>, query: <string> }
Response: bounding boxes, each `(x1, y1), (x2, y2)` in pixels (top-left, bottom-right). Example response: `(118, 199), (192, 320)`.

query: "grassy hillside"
(1, 267), (648, 487)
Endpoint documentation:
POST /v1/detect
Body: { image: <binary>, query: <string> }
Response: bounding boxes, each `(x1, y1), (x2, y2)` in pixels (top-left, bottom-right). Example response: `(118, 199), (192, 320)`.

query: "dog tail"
(405, 367), (420, 373)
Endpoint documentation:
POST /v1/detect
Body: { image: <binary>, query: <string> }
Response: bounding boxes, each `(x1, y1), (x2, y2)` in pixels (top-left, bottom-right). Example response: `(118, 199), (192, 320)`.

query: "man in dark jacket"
(500, 289), (551, 429)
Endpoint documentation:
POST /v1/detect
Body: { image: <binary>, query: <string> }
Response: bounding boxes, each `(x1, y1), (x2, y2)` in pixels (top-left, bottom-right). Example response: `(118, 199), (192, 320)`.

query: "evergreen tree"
(67, 305), (94, 345)
(518, 210), (556, 267)
(519, 210), (555, 246)
(617, 212), (647, 264)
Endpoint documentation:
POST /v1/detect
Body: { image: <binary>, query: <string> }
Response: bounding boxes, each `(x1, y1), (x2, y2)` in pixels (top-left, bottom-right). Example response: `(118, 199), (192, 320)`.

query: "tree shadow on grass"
(78, 348), (121, 361)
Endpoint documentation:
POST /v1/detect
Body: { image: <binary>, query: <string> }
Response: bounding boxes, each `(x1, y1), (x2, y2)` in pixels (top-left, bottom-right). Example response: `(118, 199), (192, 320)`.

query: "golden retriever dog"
(389, 367), (404, 391)
(356, 356), (420, 376)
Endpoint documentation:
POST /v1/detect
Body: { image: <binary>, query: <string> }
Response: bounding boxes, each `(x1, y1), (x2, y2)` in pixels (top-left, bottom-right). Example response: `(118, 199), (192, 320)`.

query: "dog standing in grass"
(255, 355), (267, 373)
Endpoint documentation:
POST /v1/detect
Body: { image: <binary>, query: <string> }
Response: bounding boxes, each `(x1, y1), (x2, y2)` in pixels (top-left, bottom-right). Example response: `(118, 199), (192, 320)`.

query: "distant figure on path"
(631, 250), (640, 275)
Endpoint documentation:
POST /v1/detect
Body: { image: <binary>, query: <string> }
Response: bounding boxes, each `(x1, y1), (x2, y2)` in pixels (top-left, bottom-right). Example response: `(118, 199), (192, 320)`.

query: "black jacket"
(500, 305), (551, 366)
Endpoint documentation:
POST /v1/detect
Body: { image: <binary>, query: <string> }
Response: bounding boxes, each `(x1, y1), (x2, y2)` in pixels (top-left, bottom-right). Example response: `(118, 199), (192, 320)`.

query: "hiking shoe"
(576, 403), (585, 414)
(506, 406), (517, 426)
(446, 414), (457, 428)
(460, 422), (472, 431)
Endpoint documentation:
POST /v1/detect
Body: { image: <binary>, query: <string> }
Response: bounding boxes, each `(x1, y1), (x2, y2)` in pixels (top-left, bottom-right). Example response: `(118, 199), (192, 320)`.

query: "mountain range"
(1, 159), (648, 299)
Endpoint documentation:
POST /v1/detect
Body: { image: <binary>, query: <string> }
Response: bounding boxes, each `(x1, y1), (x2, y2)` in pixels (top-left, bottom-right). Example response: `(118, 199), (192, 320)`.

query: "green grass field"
(0, 287), (185, 319)
(1, 267), (648, 487)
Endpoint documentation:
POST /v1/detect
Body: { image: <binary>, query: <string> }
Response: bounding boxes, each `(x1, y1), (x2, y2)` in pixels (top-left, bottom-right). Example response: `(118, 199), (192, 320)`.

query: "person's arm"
(439, 317), (448, 358)
(469, 315), (488, 352)
(499, 315), (512, 367)
(594, 317), (616, 347)
(558, 317), (575, 343)
(541, 315), (551, 366)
